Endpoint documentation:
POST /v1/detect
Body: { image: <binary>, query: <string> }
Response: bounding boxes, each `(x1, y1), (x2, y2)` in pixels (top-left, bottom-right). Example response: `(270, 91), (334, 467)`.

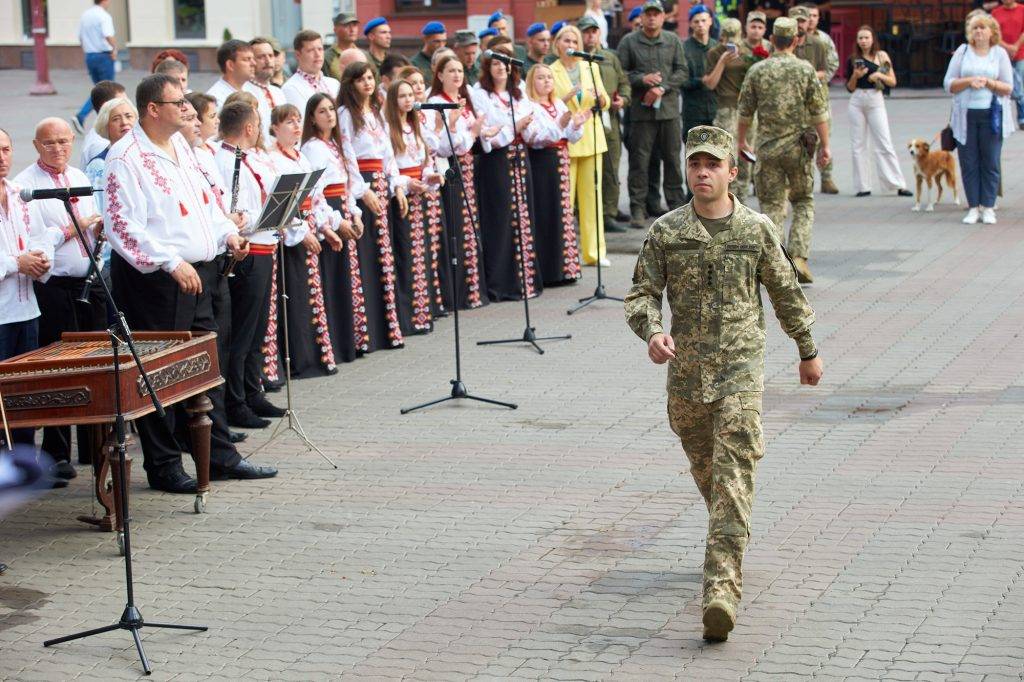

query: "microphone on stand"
(484, 49), (525, 68)
(414, 101), (460, 111)
(566, 49), (605, 62)
(19, 186), (101, 202)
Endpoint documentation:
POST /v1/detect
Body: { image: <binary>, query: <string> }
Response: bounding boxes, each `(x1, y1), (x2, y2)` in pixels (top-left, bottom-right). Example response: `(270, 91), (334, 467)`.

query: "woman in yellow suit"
(550, 23), (611, 266)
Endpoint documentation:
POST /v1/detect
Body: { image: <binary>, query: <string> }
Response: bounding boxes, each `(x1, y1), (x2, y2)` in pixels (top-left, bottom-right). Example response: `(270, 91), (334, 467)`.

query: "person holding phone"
(704, 18), (754, 201)
(845, 26), (910, 198)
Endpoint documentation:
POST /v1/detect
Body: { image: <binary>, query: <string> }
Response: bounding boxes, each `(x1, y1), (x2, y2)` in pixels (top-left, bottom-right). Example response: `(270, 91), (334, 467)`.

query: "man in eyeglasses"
(14, 118), (106, 481)
(102, 74), (277, 493)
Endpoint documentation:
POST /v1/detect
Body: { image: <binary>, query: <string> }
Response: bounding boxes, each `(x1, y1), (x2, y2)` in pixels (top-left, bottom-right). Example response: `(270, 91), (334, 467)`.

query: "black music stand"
(42, 193), (206, 675)
(240, 170), (337, 469)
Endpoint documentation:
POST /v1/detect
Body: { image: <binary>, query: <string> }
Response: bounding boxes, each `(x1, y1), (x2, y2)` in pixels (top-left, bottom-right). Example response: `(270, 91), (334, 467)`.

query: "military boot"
(820, 177), (839, 194)
(630, 207), (647, 230)
(793, 257), (814, 284)
(702, 599), (736, 642)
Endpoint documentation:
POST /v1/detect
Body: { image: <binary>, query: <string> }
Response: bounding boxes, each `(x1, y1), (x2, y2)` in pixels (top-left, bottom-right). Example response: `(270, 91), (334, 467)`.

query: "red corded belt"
(300, 197), (312, 212)
(323, 183), (347, 198)
(399, 166), (423, 179)
(546, 140), (568, 150)
(248, 243), (276, 256)
(358, 159), (384, 172)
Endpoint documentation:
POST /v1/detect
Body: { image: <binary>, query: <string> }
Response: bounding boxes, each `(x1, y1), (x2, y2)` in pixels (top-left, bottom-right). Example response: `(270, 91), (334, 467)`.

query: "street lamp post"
(29, 0), (56, 95)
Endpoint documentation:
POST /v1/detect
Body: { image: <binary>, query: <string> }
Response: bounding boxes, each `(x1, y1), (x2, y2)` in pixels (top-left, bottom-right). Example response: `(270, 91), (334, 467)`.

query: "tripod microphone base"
(477, 326), (572, 355)
(44, 604), (207, 675)
(567, 285), (625, 315)
(401, 379), (518, 414)
(245, 409), (338, 469)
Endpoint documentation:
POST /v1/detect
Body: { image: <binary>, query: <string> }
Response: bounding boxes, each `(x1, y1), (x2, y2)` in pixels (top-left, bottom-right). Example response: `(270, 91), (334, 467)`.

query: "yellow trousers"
(570, 154), (605, 264)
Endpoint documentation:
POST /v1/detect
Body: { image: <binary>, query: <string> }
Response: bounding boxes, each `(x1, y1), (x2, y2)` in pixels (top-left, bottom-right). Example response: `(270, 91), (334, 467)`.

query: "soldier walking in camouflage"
(625, 125), (823, 642)
(791, 4), (840, 195)
(737, 17), (831, 284)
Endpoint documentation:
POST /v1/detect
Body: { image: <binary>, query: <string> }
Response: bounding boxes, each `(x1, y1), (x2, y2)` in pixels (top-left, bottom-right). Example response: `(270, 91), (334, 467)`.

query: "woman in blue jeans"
(943, 14), (1015, 225)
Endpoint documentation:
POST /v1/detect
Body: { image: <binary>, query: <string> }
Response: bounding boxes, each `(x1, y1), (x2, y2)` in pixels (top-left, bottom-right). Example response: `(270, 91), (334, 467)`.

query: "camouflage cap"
(577, 15), (600, 31)
(452, 29), (480, 47)
(642, 0), (665, 13)
(773, 17), (798, 38)
(746, 10), (766, 24)
(685, 125), (733, 160)
(719, 17), (742, 38)
(333, 12), (358, 25)
(787, 5), (810, 21)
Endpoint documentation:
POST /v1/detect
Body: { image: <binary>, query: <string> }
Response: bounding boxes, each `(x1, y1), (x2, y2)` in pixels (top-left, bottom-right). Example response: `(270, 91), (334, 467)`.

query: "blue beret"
(422, 21), (446, 36)
(487, 11), (505, 27)
(526, 22), (547, 37)
(363, 16), (387, 35)
(478, 27), (499, 39)
(550, 20), (566, 36)
(688, 4), (710, 20)
(628, 7), (642, 21)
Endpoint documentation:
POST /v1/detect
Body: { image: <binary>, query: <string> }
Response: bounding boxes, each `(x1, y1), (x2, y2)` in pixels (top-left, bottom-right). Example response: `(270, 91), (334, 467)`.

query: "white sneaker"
(981, 208), (997, 224)
(962, 208), (980, 224)
(599, 257), (611, 267)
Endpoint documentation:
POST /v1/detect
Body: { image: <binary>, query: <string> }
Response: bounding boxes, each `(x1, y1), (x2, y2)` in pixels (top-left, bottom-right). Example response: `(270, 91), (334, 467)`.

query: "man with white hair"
(15, 117), (106, 479)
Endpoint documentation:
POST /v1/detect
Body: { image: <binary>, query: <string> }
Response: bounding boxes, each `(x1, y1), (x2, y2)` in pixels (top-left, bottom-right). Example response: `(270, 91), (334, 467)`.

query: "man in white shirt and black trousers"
(214, 102), (287, 429)
(103, 74), (278, 493)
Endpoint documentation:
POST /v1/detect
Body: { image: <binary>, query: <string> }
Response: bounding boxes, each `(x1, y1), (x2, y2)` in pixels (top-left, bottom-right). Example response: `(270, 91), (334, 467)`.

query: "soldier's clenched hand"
(799, 357), (822, 386)
(648, 333), (676, 364)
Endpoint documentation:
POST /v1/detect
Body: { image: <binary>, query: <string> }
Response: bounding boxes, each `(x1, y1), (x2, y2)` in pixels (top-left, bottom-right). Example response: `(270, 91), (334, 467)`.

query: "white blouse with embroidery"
(268, 145), (350, 244)
(470, 85), (539, 153)
(0, 179), (57, 325)
(337, 107), (406, 193)
(425, 93), (478, 158)
(300, 137), (364, 219)
(523, 99), (585, 149)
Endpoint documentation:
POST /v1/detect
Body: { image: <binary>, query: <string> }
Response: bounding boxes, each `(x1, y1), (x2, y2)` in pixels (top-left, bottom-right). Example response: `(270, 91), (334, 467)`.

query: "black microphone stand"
(478, 64), (571, 354)
(42, 192), (207, 675)
(567, 55), (623, 315)
(402, 106), (517, 414)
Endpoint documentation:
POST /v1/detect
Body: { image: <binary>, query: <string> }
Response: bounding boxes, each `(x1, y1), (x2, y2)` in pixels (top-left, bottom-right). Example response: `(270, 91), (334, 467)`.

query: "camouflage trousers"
(753, 144), (815, 259)
(712, 104), (755, 202)
(668, 391), (764, 611)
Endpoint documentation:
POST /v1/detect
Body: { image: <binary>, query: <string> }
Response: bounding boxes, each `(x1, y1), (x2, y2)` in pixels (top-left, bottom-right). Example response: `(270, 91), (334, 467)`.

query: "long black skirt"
(528, 145), (581, 286)
(261, 241), (338, 382)
(389, 191), (433, 336)
(474, 143), (542, 302)
(439, 152), (487, 310)
(356, 168), (403, 352)
(320, 195), (366, 363)
(423, 188), (447, 318)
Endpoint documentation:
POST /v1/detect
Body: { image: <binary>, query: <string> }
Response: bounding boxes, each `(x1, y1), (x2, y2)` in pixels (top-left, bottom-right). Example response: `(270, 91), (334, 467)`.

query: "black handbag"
(940, 125), (956, 151)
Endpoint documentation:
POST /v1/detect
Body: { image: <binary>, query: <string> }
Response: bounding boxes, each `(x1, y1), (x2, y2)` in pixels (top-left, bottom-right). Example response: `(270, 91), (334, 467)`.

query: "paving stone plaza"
(1, 70), (1023, 680)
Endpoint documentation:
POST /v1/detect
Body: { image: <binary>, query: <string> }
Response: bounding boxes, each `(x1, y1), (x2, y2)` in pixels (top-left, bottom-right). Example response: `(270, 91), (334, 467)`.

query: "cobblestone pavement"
(1, 70), (1024, 680)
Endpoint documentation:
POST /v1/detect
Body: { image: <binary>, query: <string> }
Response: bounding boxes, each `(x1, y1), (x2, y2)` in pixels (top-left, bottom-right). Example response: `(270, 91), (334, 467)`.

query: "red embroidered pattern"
(424, 190), (445, 313)
(507, 144), (538, 298)
(262, 252), (281, 382)
(368, 170), (403, 347)
(305, 246), (336, 370)
(457, 152), (483, 308)
(406, 195), (431, 332)
(339, 199), (370, 352)
(140, 152), (173, 196)
(556, 145), (581, 280)
(105, 172), (152, 267)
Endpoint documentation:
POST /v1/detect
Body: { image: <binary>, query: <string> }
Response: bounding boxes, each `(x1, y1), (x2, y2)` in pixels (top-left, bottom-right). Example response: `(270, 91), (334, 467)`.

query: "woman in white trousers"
(846, 26), (912, 198)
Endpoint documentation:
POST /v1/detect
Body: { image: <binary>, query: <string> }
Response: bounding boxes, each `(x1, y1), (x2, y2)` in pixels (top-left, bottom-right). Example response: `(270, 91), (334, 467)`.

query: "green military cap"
(787, 5), (810, 21)
(746, 10), (766, 24)
(685, 125), (734, 160)
(773, 16), (798, 38)
(577, 15), (600, 31)
(334, 12), (358, 25)
(642, 0), (665, 13)
(452, 29), (480, 47)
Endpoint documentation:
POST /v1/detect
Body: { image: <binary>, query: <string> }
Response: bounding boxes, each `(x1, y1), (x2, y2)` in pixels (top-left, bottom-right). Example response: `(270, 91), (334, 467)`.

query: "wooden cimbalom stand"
(0, 331), (223, 539)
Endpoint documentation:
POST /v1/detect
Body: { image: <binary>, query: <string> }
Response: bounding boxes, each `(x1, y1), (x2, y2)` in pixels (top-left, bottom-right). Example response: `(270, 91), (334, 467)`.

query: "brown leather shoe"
(820, 177), (839, 194)
(793, 257), (814, 284)
(702, 600), (736, 642)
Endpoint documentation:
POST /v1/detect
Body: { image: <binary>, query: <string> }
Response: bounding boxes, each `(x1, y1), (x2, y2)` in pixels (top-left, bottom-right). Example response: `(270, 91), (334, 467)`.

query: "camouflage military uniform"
(593, 47), (631, 221)
(796, 32), (836, 186)
(625, 150), (817, 619)
(737, 51), (828, 259)
(410, 50), (434, 85)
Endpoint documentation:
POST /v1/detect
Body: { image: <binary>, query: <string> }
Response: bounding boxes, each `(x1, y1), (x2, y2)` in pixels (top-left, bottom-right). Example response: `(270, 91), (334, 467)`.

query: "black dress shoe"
(227, 405), (271, 429)
(146, 466), (198, 494)
(229, 430), (248, 444)
(263, 378), (284, 393)
(52, 461), (77, 480)
(249, 395), (286, 419)
(897, 189), (913, 197)
(855, 191), (871, 197)
(49, 477), (69, 489)
(212, 459), (278, 480)
(646, 204), (667, 218)
(604, 217), (628, 233)
(615, 210), (630, 222)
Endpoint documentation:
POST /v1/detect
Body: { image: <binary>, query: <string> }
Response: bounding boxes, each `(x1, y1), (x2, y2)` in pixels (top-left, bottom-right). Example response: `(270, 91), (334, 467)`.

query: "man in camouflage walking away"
(624, 125), (823, 642)
(790, 4), (839, 195)
(736, 17), (831, 284)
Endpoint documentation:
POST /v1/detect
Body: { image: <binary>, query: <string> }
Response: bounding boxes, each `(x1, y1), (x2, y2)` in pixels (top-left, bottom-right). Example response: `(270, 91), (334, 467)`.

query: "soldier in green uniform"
(618, 0), (689, 228)
(487, 10), (529, 64)
(790, 5), (838, 195)
(626, 125), (823, 642)
(323, 13), (360, 81)
(362, 17), (391, 77)
(410, 22), (448, 84)
(524, 22), (551, 74)
(579, 16), (630, 232)
(452, 31), (480, 86)
(736, 17), (831, 284)
(704, 18), (750, 200)
(681, 4), (718, 140)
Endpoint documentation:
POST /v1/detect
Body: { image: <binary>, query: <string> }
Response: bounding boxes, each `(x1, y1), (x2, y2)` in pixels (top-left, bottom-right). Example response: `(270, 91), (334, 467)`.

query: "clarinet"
(75, 229), (106, 304)
(220, 146), (244, 278)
